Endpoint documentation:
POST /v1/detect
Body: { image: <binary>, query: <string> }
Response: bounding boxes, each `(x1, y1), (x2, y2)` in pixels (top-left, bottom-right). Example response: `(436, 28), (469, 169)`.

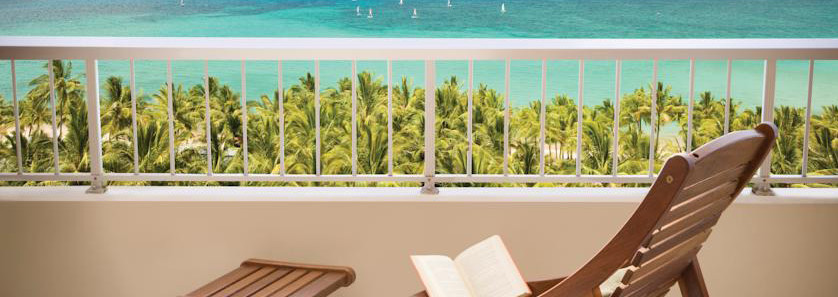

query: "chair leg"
(678, 256), (709, 297)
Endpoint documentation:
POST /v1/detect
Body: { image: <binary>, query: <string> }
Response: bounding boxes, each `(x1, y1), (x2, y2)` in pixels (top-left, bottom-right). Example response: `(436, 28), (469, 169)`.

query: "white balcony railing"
(0, 37), (837, 194)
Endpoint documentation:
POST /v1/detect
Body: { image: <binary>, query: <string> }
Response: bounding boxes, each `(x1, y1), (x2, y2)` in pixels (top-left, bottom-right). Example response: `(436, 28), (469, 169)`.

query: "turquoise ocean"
(1, 0), (837, 113)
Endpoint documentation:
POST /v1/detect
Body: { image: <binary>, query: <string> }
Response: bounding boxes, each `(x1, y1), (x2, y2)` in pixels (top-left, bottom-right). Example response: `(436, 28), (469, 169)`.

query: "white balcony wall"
(1, 187), (837, 297)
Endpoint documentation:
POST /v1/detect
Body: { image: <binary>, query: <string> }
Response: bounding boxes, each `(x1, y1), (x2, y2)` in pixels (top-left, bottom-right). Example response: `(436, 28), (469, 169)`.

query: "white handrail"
(2, 37), (838, 60)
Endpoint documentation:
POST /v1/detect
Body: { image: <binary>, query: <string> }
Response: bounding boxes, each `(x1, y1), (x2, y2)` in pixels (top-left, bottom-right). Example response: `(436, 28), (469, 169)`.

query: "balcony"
(0, 37), (837, 297)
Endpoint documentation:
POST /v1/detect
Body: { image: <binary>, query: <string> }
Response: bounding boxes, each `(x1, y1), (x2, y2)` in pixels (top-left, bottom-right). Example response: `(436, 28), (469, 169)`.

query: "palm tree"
(809, 105), (838, 176)
(652, 82), (685, 156)
(546, 95), (577, 166)
(355, 71), (389, 175)
(434, 76), (467, 174)
(391, 77), (425, 175)
(247, 91), (284, 175)
(25, 60), (85, 140)
(285, 74), (318, 176)
(100, 76), (135, 173)
(771, 105), (805, 174)
(582, 120), (612, 177)
(6, 63), (834, 189)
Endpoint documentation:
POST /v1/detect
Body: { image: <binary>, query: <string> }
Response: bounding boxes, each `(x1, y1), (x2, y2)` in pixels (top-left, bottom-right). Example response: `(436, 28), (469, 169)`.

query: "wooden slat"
(623, 240), (700, 286)
(231, 268), (293, 297)
(287, 272), (346, 297)
(242, 259), (355, 286)
(640, 228), (713, 265)
(186, 259), (354, 297)
(615, 253), (695, 297)
(676, 163), (747, 204)
(636, 229), (711, 269)
(249, 269), (308, 297)
(211, 266), (277, 297)
(684, 134), (764, 185)
(187, 264), (261, 297)
(650, 199), (726, 246)
(269, 271), (324, 297)
(662, 179), (738, 224)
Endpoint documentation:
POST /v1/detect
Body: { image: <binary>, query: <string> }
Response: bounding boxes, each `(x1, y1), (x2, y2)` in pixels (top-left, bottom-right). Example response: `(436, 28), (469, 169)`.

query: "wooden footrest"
(184, 259), (356, 297)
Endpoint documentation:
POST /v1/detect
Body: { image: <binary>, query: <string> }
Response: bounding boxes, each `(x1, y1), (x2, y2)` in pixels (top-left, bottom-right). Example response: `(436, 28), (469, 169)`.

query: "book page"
(454, 236), (531, 297)
(411, 255), (473, 297)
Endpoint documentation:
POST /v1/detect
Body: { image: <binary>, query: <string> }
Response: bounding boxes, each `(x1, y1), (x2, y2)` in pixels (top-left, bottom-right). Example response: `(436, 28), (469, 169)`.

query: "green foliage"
(1, 60), (836, 188)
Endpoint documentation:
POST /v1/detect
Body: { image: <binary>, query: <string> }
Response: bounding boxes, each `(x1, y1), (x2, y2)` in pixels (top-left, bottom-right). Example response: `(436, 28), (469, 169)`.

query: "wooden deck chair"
(412, 122), (778, 297)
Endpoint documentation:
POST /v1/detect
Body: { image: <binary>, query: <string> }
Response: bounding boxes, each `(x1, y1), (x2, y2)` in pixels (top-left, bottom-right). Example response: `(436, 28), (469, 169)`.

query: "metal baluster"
(649, 59), (658, 176)
(387, 59), (393, 176)
(10, 60), (23, 174)
(166, 59), (176, 174)
(130, 59), (140, 175)
(576, 59), (584, 177)
(352, 60), (358, 176)
(314, 60), (321, 176)
(539, 58), (547, 176)
(48, 61), (60, 174)
(421, 60), (438, 194)
(204, 60), (212, 175)
(724, 58), (732, 134)
(753, 59), (777, 196)
(241, 60), (249, 176)
(612, 59), (621, 176)
(278, 60), (285, 175)
(503, 58), (510, 175)
(85, 59), (106, 193)
(801, 59), (815, 177)
(467, 59), (474, 176)
(686, 58), (695, 152)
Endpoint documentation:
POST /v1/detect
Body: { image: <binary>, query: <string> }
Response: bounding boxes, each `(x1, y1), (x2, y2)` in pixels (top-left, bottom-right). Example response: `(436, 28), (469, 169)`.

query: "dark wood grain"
(184, 259), (354, 297)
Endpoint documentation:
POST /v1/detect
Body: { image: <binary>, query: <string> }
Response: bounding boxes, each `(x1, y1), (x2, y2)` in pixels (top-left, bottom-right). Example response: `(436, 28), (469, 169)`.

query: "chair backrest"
(539, 122), (777, 297)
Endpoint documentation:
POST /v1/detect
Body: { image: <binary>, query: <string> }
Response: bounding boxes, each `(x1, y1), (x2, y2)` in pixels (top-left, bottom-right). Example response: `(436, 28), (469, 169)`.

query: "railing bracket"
(86, 178), (107, 194)
(86, 185), (107, 194)
(752, 179), (774, 196)
(421, 180), (438, 195)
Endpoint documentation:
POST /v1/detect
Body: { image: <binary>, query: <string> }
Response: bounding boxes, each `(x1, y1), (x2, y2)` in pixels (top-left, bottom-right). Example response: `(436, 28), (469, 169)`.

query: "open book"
(411, 235), (531, 297)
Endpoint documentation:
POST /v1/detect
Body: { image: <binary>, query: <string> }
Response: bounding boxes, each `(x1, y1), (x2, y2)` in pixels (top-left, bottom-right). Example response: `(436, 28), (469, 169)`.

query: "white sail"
(447, 0), (452, 7)
(400, 0), (404, 5)
(356, 6), (361, 16)
(368, 8), (373, 18)
(501, 3), (506, 13)
(412, 8), (418, 18)
(180, 0), (184, 6)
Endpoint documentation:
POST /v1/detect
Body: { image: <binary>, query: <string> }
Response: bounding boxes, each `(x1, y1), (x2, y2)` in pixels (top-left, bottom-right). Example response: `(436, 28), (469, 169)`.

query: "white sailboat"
(447, 0), (452, 7)
(400, 0), (404, 5)
(411, 8), (418, 18)
(180, 0), (184, 7)
(501, 3), (506, 13)
(356, 6), (361, 16)
(367, 8), (374, 18)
